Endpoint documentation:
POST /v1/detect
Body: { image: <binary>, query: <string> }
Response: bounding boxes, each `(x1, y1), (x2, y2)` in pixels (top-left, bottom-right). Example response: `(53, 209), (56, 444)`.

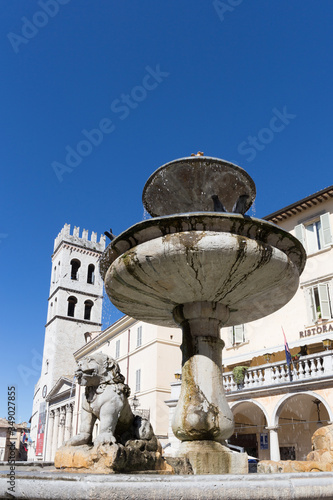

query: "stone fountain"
(100, 154), (306, 474)
(4, 156), (333, 499)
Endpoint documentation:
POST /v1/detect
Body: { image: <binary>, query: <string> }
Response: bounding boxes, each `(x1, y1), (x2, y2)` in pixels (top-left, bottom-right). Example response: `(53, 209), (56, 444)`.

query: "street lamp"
(264, 353), (272, 363)
(313, 399), (322, 426)
(132, 395), (140, 411)
(174, 370), (182, 381)
(322, 339), (332, 351)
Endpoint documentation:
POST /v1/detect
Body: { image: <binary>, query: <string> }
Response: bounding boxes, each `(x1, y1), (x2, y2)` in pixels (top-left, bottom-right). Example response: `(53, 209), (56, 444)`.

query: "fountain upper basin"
(100, 213), (306, 328)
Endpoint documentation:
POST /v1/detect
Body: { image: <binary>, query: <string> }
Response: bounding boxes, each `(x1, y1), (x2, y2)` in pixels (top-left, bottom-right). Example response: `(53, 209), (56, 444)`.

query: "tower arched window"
(67, 296), (77, 317)
(70, 259), (81, 280)
(87, 264), (95, 284)
(84, 300), (94, 321)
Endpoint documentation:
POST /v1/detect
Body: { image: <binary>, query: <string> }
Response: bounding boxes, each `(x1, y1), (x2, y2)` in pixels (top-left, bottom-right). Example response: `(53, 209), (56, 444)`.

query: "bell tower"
(43, 223), (106, 389)
(30, 224), (106, 459)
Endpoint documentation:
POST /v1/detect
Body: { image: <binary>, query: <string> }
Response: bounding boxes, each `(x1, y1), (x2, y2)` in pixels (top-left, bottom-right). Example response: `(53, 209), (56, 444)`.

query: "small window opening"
(67, 296), (77, 317)
(70, 259), (81, 280)
(87, 264), (95, 284)
(84, 300), (93, 320)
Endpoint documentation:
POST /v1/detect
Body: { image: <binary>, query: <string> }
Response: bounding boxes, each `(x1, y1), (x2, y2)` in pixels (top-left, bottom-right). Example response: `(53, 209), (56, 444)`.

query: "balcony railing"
(223, 351), (333, 393)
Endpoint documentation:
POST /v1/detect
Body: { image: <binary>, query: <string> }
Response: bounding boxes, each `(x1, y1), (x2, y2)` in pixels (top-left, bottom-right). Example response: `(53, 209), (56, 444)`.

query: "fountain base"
(54, 442), (172, 474)
(175, 440), (248, 474)
(3, 470), (333, 499)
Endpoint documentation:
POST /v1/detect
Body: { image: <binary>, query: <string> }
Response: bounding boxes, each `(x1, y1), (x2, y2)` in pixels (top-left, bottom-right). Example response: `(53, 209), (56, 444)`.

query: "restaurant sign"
(300, 322), (333, 338)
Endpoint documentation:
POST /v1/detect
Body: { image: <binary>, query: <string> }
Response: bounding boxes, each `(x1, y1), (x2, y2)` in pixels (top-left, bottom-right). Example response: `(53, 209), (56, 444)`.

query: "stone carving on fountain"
(55, 353), (170, 473)
(99, 155), (306, 474)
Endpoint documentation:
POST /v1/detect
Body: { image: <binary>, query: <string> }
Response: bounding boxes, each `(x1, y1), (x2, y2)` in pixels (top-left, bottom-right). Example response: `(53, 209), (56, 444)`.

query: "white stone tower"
(30, 224), (106, 459)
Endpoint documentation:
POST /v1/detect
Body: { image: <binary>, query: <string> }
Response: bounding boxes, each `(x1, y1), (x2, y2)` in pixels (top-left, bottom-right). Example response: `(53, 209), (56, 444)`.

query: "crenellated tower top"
(53, 224), (106, 253)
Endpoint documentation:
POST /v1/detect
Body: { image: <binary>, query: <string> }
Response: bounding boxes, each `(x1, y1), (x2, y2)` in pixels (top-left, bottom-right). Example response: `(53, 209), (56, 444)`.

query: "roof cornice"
(264, 185), (333, 223)
(73, 314), (138, 358)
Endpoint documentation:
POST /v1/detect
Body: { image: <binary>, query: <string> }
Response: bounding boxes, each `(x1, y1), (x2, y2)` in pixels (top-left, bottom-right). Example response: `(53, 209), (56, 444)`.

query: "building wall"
(221, 197), (333, 364)
(221, 191), (333, 461)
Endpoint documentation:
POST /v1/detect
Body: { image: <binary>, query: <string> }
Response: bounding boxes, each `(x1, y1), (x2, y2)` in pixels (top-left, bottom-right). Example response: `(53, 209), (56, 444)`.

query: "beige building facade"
(218, 185), (333, 461)
(0, 419), (29, 462)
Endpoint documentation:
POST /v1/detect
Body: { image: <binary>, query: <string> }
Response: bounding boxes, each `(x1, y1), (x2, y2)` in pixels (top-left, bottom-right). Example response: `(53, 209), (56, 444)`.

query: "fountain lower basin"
(101, 213), (306, 328)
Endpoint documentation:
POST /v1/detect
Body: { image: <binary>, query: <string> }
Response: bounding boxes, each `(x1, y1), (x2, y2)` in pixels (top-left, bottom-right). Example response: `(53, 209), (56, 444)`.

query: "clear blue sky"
(1, 1), (332, 423)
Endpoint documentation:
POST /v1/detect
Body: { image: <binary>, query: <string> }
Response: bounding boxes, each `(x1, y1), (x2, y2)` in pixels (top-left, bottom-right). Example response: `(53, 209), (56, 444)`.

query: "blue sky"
(1, 1), (332, 423)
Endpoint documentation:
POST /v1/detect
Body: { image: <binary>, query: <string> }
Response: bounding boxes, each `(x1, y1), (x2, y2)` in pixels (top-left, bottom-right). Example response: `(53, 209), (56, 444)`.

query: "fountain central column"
(172, 301), (234, 442)
(171, 301), (246, 473)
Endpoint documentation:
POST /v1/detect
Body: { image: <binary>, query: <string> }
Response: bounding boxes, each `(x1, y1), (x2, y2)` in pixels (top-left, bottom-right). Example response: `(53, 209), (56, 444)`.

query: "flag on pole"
(282, 327), (292, 367)
(22, 431), (28, 452)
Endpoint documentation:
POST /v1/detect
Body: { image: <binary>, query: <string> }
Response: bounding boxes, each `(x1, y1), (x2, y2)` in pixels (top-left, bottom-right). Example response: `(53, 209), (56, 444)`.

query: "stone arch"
(272, 391), (333, 427)
(70, 259), (81, 280)
(229, 399), (270, 459)
(271, 391), (332, 461)
(230, 399), (271, 427)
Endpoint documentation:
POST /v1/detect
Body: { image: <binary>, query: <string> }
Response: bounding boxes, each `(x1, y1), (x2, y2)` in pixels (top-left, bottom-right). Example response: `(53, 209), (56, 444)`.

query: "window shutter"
(135, 369), (141, 393)
(306, 223), (317, 254)
(234, 324), (245, 344)
(137, 326), (142, 347)
(306, 288), (316, 324)
(318, 284), (331, 320)
(320, 213), (333, 247)
(228, 327), (234, 346)
(294, 224), (306, 249)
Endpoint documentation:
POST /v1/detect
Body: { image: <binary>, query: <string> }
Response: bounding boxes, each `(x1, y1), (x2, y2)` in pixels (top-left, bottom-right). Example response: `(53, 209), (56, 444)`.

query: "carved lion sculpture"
(65, 352), (153, 447)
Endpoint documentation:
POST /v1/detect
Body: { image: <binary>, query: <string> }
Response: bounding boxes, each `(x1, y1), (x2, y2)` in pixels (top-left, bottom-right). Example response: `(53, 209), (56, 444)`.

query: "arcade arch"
(272, 392), (331, 460)
(229, 400), (269, 459)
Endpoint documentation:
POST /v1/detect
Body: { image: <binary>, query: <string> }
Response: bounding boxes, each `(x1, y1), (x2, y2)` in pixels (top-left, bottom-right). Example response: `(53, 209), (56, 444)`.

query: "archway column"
(58, 407), (66, 447)
(51, 408), (60, 460)
(45, 410), (54, 461)
(266, 425), (280, 461)
(64, 403), (73, 442)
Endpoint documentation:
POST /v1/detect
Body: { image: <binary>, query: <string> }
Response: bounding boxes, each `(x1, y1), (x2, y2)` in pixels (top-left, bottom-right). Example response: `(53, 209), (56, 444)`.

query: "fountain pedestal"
(171, 301), (248, 473)
(172, 302), (233, 442)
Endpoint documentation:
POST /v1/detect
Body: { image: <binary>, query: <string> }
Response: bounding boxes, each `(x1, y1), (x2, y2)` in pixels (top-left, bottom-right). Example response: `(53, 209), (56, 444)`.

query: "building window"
(67, 296), (77, 317)
(228, 324), (245, 346)
(295, 213), (332, 255)
(306, 282), (333, 323)
(84, 332), (92, 343)
(87, 264), (95, 284)
(135, 369), (141, 393)
(45, 360), (49, 374)
(84, 300), (93, 320)
(115, 339), (120, 359)
(70, 259), (81, 280)
(136, 326), (142, 347)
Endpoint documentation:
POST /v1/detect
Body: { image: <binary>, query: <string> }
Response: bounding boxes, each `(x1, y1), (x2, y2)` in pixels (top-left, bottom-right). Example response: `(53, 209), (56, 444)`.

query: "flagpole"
(282, 327), (293, 382)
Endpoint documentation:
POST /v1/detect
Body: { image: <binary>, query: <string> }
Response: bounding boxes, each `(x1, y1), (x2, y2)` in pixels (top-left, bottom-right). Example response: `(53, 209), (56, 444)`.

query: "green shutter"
(320, 213), (333, 247)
